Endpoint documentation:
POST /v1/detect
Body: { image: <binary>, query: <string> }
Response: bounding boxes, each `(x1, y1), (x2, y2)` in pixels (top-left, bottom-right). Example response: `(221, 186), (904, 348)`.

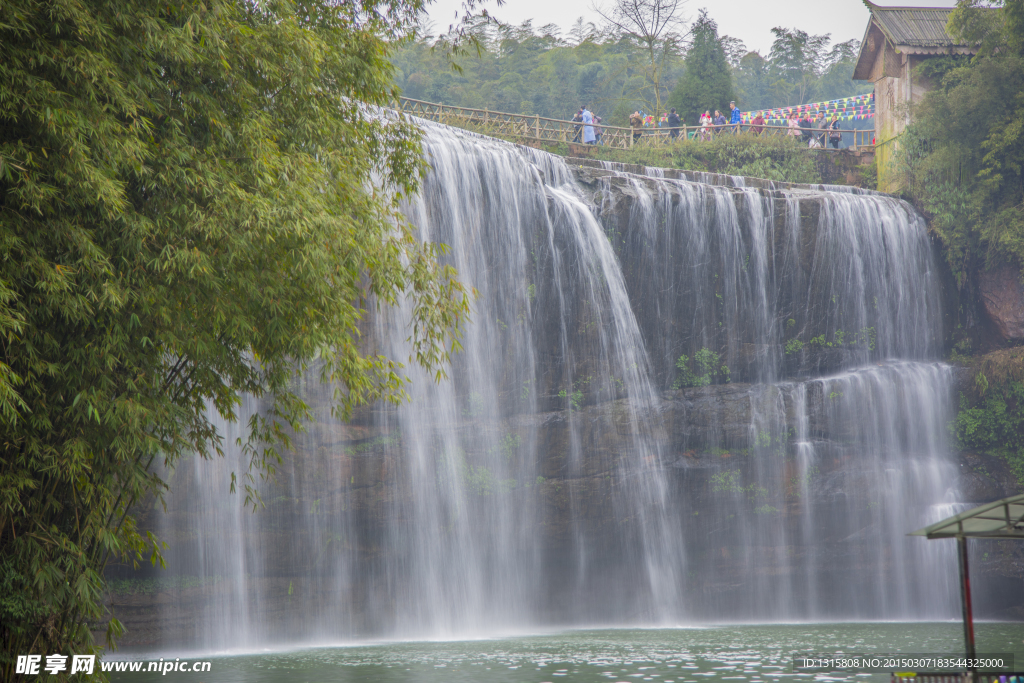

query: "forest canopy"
(391, 9), (872, 125)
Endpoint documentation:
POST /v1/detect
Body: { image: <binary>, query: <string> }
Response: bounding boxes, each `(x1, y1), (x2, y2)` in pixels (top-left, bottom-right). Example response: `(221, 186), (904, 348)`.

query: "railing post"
(535, 114), (540, 139)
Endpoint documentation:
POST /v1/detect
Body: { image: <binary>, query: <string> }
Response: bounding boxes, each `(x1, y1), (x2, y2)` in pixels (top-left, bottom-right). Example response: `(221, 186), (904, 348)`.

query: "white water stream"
(154, 123), (959, 650)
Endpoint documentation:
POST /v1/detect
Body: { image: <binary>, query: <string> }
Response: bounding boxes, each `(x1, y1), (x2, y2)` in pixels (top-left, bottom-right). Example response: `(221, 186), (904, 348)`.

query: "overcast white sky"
(425, 0), (959, 55)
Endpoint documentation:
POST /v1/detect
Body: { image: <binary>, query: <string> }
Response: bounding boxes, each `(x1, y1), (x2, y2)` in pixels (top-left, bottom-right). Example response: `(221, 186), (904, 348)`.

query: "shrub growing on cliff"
(954, 347), (1024, 484)
(0, 0), (470, 675)
(674, 348), (730, 388)
(955, 383), (1024, 484)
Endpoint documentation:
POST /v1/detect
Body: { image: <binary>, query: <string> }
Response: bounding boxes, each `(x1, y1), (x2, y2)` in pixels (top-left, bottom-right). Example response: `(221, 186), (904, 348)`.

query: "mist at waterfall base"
(146, 119), (975, 656)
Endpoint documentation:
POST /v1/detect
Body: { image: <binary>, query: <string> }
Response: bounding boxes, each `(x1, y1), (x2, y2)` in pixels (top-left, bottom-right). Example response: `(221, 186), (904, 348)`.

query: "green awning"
(910, 493), (1024, 539)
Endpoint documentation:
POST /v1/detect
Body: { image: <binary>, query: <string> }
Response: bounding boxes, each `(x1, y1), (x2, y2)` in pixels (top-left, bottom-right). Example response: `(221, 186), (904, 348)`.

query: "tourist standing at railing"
(729, 101), (741, 134)
(630, 111), (643, 142)
(699, 110), (712, 141)
(814, 112), (828, 148)
(787, 112), (801, 139)
(667, 108), (681, 140)
(799, 112), (814, 145)
(713, 110), (726, 138)
(594, 116), (603, 145)
(582, 106), (596, 145)
(808, 112), (822, 148)
(828, 115), (841, 149)
(572, 108), (583, 143)
(751, 112), (766, 135)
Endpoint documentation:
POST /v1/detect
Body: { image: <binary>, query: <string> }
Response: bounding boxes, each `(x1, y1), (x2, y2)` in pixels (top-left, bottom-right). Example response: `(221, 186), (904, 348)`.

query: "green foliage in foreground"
(588, 134), (822, 184)
(0, 0), (468, 676)
(892, 0), (1024, 286)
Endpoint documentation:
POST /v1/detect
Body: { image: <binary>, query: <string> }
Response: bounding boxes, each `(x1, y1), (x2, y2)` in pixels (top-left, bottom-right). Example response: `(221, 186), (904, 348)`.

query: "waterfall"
(151, 122), (958, 650)
(664, 362), (958, 621)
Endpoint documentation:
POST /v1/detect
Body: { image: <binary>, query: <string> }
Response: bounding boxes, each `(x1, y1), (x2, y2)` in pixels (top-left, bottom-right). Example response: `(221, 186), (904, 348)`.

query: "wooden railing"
(395, 97), (875, 151)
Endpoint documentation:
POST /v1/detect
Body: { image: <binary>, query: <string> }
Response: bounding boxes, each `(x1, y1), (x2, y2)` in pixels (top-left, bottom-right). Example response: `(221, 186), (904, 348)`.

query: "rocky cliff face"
(109, 373), (1023, 646)
(979, 265), (1024, 344)
(574, 161), (943, 386)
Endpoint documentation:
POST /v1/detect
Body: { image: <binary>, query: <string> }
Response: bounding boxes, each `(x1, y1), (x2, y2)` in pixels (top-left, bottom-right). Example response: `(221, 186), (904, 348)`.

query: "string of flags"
(740, 93), (875, 124)
(743, 112), (875, 123)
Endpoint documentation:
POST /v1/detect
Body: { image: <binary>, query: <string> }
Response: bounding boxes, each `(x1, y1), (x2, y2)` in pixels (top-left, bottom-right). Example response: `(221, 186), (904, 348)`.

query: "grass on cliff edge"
(445, 119), (825, 184)
(565, 134), (824, 185)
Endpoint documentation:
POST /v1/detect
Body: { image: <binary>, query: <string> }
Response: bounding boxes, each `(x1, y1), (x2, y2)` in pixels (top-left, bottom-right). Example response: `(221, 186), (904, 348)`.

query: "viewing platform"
(395, 96), (876, 151)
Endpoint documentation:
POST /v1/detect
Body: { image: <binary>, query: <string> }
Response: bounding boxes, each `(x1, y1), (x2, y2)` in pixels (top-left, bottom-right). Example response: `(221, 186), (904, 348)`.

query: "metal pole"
(957, 535), (977, 681)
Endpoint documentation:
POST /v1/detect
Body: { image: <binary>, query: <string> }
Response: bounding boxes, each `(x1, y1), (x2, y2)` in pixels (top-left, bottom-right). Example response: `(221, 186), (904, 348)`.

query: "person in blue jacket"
(582, 106), (596, 144)
(729, 101), (741, 133)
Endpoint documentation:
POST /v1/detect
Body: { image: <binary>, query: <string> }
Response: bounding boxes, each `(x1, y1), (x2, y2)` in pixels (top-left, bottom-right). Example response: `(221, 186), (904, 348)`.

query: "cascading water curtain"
(155, 122), (958, 650)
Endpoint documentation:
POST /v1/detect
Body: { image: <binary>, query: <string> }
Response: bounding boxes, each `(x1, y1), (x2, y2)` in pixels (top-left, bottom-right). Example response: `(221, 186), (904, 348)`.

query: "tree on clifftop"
(668, 9), (733, 125)
(0, 0), (471, 677)
(595, 0), (688, 116)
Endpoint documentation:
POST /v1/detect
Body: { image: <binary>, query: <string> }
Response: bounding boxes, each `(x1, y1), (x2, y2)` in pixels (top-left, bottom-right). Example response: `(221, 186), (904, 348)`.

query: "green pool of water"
(110, 622), (1024, 682)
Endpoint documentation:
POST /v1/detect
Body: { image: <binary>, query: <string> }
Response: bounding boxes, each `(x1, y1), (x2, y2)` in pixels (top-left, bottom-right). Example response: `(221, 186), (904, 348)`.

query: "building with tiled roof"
(853, 1), (987, 189)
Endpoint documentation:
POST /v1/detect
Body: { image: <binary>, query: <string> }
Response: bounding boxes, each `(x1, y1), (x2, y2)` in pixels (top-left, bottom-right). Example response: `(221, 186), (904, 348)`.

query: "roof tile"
(867, 3), (979, 48)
